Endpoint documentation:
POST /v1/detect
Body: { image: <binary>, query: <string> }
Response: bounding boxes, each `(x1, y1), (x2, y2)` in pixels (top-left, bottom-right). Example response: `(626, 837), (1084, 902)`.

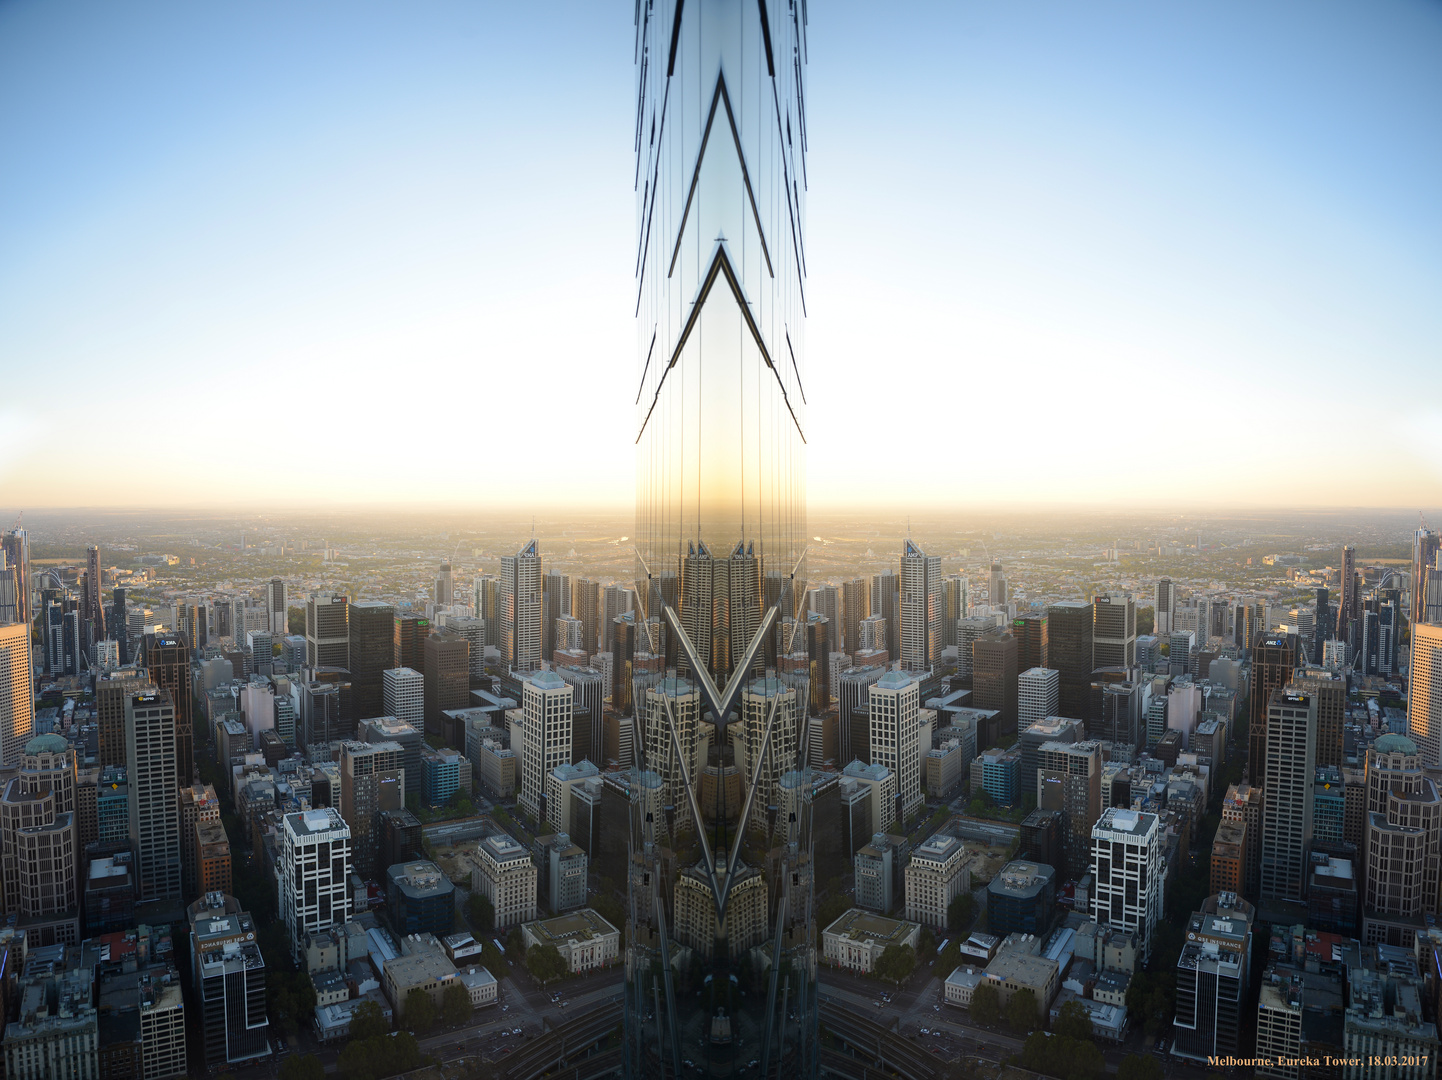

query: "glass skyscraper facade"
(626, 2), (815, 1077)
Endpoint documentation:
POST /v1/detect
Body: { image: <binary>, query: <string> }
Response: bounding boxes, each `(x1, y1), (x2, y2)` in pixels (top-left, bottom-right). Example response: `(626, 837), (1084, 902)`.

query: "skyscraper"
(989, 562), (1007, 607)
(574, 578), (601, 655)
(1047, 600), (1094, 721)
(518, 671), (571, 829)
(266, 578), (288, 636)
(807, 584), (840, 656)
(899, 540), (942, 673)
(1410, 623), (1442, 767)
(501, 540), (542, 672)
(125, 687), (182, 902)
(435, 563), (453, 607)
(85, 545), (105, 652)
(474, 574), (501, 648)
(0, 622), (34, 768)
(542, 570), (571, 660)
(942, 575), (968, 648)
(1154, 578), (1175, 637)
(1, 528), (31, 628)
(422, 630), (469, 737)
(1337, 544), (1358, 648)
(143, 632), (194, 787)
(1413, 529), (1440, 637)
(841, 578), (869, 656)
(871, 571), (900, 661)
(305, 591), (349, 669)
(1011, 611), (1049, 671)
(1259, 688), (1316, 903)
(628, 2), (814, 1071)
(347, 600), (396, 719)
(869, 671), (923, 824)
(278, 807), (353, 960)
(1248, 632), (1298, 783)
(1092, 592), (1136, 669)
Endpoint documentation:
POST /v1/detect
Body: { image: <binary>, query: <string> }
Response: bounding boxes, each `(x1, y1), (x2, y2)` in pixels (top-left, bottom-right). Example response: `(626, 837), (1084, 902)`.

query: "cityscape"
(2, 4), (1440, 1080)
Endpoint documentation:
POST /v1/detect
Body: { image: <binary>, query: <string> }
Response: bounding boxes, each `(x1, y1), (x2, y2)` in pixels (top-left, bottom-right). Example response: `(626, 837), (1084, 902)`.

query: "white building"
(899, 539), (942, 673)
(382, 667), (424, 731)
(639, 678), (699, 835)
(278, 808), (354, 961)
(905, 832), (971, 929)
(518, 672), (572, 828)
(520, 908), (620, 973)
(501, 540), (543, 673)
(1018, 668), (1060, 730)
(1089, 807), (1163, 963)
(869, 671), (923, 824)
(742, 677), (799, 833)
(842, 760), (897, 834)
(1410, 624), (1442, 767)
(126, 688), (182, 902)
(472, 833), (537, 929)
(822, 908), (921, 975)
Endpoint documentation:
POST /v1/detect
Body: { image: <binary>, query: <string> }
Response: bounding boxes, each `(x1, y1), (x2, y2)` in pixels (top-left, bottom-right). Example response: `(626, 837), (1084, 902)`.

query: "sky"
(2, 0), (1439, 513)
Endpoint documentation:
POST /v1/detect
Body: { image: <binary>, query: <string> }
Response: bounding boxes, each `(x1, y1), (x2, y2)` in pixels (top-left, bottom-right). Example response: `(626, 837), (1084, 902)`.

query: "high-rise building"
(178, 783), (221, 899)
(501, 541), (543, 672)
(1154, 578), (1175, 637)
(574, 578), (601, 655)
(472, 833), (536, 930)
(1362, 734), (1441, 934)
(306, 592), (349, 670)
(972, 630), (1019, 738)
(0, 622), (34, 767)
(1259, 689), (1316, 903)
(601, 584), (631, 655)
(86, 545), (106, 652)
(989, 562), (1007, 607)
(678, 541), (762, 683)
(899, 540), (942, 673)
(1337, 544), (1358, 648)
(392, 612), (430, 672)
(143, 632), (194, 786)
(842, 578), (869, 656)
(904, 833), (970, 929)
(0, 735), (80, 942)
(518, 671), (572, 828)
(1248, 633), (1299, 783)
(1038, 738), (1102, 879)
(339, 739), (406, 880)
(126, 687), (182, 902)
(187, 893), (270, 1066)
(1294, 669), (1345, 770)
(868, 671), (922, 825)
(266, 578), (288, 636)
(347, 601), (396, 720)
(1410, 623), (1442, 767)
(383, 666), (424, 730)
(872, 570), (900, 661)
(277, 808), (354, 960)
(741, 677), (800, 835)
(542, 571), (571, 662)
(2, 527), (31, 627)
(435, 563), (453, 607)
(1089, 807), (1163, 962)
(1412, 530), (1440, 637)
(628, 0), (814, 1068)
(1018, 668), (1060, 730)
(1047, 601), (1094, 721)
(1220, 783), (1265, 898)
(1092, 592), (1136, 669)
(1172, 894), (1254, 1063)
(1011, 612), (1048, 672)
(942, 575), (967, 648)
(423, 630), (469, 737)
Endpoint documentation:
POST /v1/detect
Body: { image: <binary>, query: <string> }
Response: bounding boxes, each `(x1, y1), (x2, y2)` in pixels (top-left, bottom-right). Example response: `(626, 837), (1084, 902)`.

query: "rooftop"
(823, 908), (920, 946)
(522, 908), (619, 947)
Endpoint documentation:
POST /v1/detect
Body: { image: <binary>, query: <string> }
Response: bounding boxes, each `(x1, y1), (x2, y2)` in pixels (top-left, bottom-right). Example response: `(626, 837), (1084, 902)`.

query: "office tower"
(266, 577), (288, 636)
(300, 676), (351, 749)
(972, 630), (1019, 738)
(247, 629), (273, 678)
(1092, 592), (1136, 669)
(854, 834), (898, 913)
(542, 571), (571, 661)
(1018, 667), (1059, 729)
(1337, 544), (1358, 646)
(125, 687), (182, 902)
(1259, 689), (1316, 903)
(1294, 670), (1344, 770)
(143, 632), (194, 785)
(1413, 529), (1440, 635)
(501, 540), (542, 672)
(989, 562), (1007, 606)
(1209, 821), (1247, 896)
(472, 833), (537, 929)
(740, 677), (800, 835)
(899, 539), (942, 673)
(518, 671), (572, 828)
(446, 615), (487, 681)
(574, 578), (601, 655)
(195, 821), (232, 896)
(1154, 578), (1175, 637)
(357, 716), (422, 790)
(0, 622), (34, 767)
(178, 783), (220, 899)
(0, 553), (19, 624)
(96, 666), (145, 769)
(43, 599), (62, 674)
(872, 570), (900, 661)
(277, 807), (353, 960)
(1011, 611), (1048, 672)
(1172, 895), (1255, 1063)
(317, 603), (377, 721)
(1363, 734), (1442, 930)
(2, 527), (30, 627)
(954, 615), (990, 683)
(61, 609), (80, 674)
(1168, 630), (1194, 677)
(422, 630), (468, 736)
(554, 663), (604, 766)
(1220, 783), (1265, 897)
(629, 1), (813, 1071)
(808, 584), (840, 656)
(1089, 807), (1163, 962)
(1, 735), (80, 941)
(1019, 716), (1081, 799)
(941, 576), (968, 650)
(473, 574), (500, 648)
(435, 563), (453, 607)
(1412, 624), (1442, 765)
(868, 671), (922, 825)
(393, 612), (430, 671)
(1248, 632), (1298, 782)
(187, 893), (270, 1066)
(842, 578), (869, 655)
(86, 545), (106, 649)
(601, 584), (631, 654)
(305, 591), (349, 670)
(1047, 601), (1093, 720)
(1091, 679), (1141, 752)
(339, 739), (405, 879)
(904, 834), (969, 929)
(837, 663), (886, 766)
(1038, 739), (1102, 879)
(857, 614), (887, 654)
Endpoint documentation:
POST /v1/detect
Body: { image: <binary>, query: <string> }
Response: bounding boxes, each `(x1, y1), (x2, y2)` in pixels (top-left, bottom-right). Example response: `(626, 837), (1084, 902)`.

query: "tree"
(348, 999), (390, 1043)
(917, 927), (937, 963)
(947, 894), (974, 931)
(467, 892), (495, 932)
(815, 893), (850, 941)
(526, 942), (568, 986)
(1005, 987), (1039, 1033)
(873, 943), (916, 986)
(1053, 999), (1094, 1042)
(279, 1055), (326, 1080)
(404, 987), (438, 1033)
(505, 926), (525, 954)
(970, 982), (1000, 1027)
(1117, 1054), (1165, 1080)
(442, 981), (473, 1027)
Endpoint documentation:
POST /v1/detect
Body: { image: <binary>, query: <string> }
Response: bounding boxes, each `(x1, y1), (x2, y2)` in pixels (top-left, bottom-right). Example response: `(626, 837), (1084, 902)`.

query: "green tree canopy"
(404, 987), (438, 1033)
(527, 942), (569, 985)
(442, 981), (473, 1027)
(467, 892), (495, 932)
(970, 982), (1001, 1027)
(348, 999), (389, 1043)
(947, 893), (974, 931)
(1053, 999), (1094, 1042)
(874, 943), (916, 985)
(1005, 987), (1039, 1032)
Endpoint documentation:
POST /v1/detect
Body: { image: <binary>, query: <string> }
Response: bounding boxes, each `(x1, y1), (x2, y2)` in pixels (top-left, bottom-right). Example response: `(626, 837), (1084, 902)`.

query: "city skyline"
(3, 0), (1439, 512)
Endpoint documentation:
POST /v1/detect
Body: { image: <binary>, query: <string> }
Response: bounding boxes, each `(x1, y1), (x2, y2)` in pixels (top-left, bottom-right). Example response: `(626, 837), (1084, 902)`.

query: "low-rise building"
(386, 860), (456, 937)
(520, 908), (620, 974)
(821, 908), (921, 975)
(4, 958), (98, 1080)
(456, 965), (498, 1007)
(986, 861), (1056, 939)
(382, 933), (461, 1022)
(982, 950), (1059, 1022)
(314, 990), (392, 1044)
(944, 965), (985, 1007)
(536, 833), (587, 914)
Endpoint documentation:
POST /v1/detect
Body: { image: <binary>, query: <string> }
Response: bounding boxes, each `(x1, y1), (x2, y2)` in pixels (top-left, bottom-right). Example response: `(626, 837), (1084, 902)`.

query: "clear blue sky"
(2, 1), (1438, 510)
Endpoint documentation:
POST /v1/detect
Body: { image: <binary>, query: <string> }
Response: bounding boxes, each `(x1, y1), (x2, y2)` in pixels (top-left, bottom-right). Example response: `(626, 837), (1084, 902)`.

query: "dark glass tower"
(627, 3), (814, 1077)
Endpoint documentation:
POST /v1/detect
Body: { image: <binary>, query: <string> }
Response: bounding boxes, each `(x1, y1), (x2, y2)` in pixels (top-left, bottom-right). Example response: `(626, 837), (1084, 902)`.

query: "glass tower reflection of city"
(625, 2), (815, 1078)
